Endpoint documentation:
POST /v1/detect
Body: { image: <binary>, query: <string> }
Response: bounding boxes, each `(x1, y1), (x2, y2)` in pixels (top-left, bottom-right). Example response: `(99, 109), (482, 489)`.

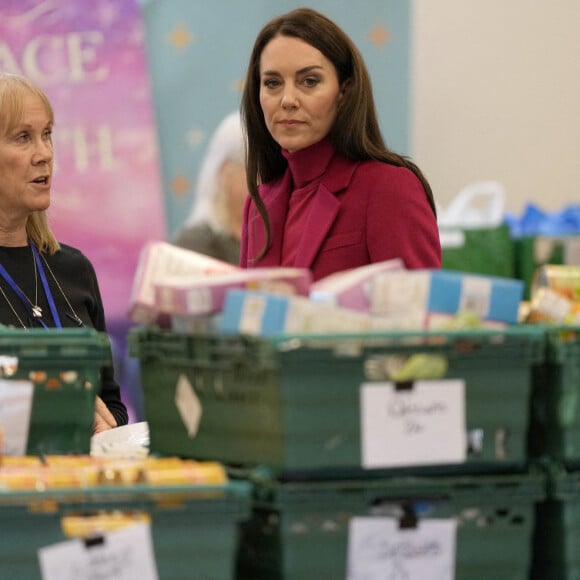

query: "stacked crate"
(130, 324), (548, 579)
(0, 328), (111, 455)
(0, 471), (251, 579)
(530, 326), (580, 579)
(0, 328), (251, 579)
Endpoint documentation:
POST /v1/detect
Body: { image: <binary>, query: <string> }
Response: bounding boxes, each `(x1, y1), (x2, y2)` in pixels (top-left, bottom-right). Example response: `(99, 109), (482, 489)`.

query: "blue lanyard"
(0, 240), (62, 329)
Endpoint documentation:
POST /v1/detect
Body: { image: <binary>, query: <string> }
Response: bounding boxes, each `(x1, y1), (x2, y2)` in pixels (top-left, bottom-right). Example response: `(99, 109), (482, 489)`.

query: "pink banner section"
(0, 0), (167, 323)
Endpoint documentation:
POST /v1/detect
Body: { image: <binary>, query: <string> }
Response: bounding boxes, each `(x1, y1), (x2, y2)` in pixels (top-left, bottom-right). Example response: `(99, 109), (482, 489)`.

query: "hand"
(93, 395), (118, 434)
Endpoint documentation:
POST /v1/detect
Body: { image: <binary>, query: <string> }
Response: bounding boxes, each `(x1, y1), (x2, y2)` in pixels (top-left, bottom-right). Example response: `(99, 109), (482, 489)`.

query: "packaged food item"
(61, 512), (152, 538)
(532, 265), (580, 301)
(0, 455), (228, 491)
(527, 265), (580, 323)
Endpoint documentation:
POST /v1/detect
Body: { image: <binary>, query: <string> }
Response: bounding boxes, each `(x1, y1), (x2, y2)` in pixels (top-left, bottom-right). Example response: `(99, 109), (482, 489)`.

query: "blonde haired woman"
(0, 71), (127, 432)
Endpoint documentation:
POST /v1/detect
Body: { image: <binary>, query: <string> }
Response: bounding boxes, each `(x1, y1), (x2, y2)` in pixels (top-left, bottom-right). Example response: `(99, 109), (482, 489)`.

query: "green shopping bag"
(439, 182), (515, 278)
(441, 224), (515, 278)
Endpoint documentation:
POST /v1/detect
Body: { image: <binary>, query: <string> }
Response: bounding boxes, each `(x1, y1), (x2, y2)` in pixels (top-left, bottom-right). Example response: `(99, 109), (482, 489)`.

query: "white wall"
(412, 0), (580, 215)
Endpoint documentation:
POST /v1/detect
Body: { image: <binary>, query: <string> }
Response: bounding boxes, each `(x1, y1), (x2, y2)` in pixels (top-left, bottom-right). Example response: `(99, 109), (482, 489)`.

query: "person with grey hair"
(173, 111), (247, 264)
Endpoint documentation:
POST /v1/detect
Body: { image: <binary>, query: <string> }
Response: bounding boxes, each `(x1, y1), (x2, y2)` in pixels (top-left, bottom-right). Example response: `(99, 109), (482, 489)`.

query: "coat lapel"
(294, 155), (360, 269)
(293, 183), (340, 269)
(248, 150), (360, 270)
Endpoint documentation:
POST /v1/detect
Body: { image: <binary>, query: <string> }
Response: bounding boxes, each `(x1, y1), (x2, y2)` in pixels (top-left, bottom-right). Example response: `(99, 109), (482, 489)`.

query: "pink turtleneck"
(281, 139), (335, 266)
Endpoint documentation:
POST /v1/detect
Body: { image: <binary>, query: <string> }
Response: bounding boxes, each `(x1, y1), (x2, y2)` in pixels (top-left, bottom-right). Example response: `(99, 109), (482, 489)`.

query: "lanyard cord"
(0, 241), (62, 329)
(30, 241), (62, 328)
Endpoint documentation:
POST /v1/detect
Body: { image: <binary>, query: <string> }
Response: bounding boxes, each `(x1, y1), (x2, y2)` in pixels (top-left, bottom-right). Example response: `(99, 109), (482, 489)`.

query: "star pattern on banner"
(231, 78), (245, 93)
(186, 128), (205, 149)
(170, 174), (191, 198)
(368, 23), (390, 46)
(168, 23), (194, 51)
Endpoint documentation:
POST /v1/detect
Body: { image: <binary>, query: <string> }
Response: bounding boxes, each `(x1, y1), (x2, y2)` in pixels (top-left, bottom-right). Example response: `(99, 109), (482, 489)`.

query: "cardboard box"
(219, 289), (378, 336)
(154, 267), (312, 316)
(309, 258), (404, 311)
(128, 241), (236, 323)
(371, 269), (524, 326)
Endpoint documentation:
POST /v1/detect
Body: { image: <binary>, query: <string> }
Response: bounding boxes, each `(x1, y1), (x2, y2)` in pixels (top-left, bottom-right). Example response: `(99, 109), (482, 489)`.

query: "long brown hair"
(0, 72), (60, 254)
(241, 7), (436, 256)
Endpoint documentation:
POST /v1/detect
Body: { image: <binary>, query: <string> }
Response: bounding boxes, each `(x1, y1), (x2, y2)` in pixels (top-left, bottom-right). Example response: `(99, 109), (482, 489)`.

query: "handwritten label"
(0, 379), (34, 455)
(360, 380), (466, 468)
(38, 521), (158, 580)
(347, 517), (456, 580)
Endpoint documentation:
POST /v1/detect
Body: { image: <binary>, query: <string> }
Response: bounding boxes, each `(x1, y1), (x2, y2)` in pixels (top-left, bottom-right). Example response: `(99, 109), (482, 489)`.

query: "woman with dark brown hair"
(240, 7), (440, 280)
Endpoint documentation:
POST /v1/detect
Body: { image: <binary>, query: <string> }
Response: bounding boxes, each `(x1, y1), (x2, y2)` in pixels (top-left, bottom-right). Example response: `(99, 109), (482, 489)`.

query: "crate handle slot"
(399, 503), (418, 530)
(395, 381), (414, 392)
(84, 535), (105, 548)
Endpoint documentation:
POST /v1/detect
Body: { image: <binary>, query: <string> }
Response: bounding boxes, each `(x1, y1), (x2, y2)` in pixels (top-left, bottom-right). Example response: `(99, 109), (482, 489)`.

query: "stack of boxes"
(128, 243), (553, 579)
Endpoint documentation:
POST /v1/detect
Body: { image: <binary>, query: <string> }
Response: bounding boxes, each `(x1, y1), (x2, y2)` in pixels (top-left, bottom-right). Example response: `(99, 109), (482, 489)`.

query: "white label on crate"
(175, 374), (202, 438)
(347, 517), (456, 580)
(38, 521), (158, 580)
(0, 379), (33, 455)
(459, 276), (492, 318)
(360, 380), (466, 468)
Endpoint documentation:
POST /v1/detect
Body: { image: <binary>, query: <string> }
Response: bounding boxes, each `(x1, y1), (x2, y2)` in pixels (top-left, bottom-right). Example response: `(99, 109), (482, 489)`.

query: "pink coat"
(240, 141), (441, 281)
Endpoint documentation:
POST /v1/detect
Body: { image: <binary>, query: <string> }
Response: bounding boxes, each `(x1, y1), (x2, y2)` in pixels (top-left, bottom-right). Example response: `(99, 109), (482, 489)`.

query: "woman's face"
(0, 92), (53, 224)
(259, 35), (343, 152)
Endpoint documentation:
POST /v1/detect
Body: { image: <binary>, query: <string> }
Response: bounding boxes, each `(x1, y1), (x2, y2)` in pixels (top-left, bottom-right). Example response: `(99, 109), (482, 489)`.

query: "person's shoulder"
(53, 243), (95, 268)
(56, 242), (86, 257)
(357, 159), (421, 188)
(185, 222), (213, 237)
(175, 222), (218, 249)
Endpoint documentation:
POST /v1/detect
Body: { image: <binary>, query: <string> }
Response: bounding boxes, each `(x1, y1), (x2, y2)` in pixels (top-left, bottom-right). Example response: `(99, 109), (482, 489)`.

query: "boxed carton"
(371, 269), (524, 327)
(128, 241), (236, 324)
(219, 289), (381, 336)
(309, 258), (404, 311)
(154, 267), (312, 317)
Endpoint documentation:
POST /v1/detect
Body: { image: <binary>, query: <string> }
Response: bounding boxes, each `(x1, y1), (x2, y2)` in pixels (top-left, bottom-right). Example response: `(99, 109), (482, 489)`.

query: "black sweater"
(0, 243), (128, 426)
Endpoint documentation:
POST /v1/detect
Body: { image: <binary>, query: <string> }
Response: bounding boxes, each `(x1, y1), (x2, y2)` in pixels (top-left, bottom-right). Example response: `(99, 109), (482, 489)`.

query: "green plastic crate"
(529, 327), (580, 467)
(0, 480), (251, 580)
(130, 326), (544, 475)
(532, 468), (580, 580)
(236, 470), (546, 580)
(440, 223), (515, 279)
(0, 328), (111, 455)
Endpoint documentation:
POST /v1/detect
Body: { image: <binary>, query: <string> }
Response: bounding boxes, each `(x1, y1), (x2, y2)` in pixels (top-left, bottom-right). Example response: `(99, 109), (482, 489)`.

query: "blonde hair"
(185, 111), (246, 234)
(0, 72), (60, 254)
